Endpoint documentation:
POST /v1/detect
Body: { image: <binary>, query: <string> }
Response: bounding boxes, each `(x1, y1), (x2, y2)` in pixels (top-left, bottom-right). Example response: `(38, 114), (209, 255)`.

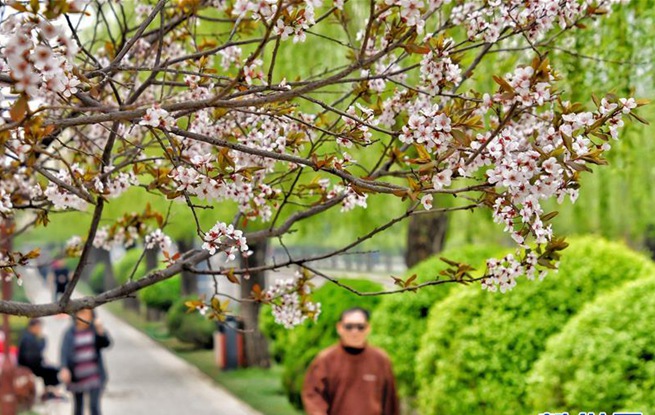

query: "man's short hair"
(339, 307), (370, 322)
(28, 318), (42, 328)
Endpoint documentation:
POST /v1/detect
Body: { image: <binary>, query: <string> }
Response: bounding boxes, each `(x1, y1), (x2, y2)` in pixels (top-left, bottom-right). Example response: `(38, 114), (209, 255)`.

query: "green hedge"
(260, 278), (383, 409)
(416, 237), (655, 415)
(369, 244), (505, 397)
(138, 276), (181, 312)
(167, 296), (216, 349)
(527, 276), (655, 413)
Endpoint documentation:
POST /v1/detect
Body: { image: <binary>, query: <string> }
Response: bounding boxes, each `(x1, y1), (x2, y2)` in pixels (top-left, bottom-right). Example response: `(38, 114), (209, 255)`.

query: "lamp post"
(0, 219), (16, 415)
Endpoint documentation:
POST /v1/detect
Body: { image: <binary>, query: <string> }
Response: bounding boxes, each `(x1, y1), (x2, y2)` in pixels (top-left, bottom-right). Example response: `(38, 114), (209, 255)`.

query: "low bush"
(415, 237), (655, 415)
(167, 296), (216, 349)
(138, 276), (180, 312)
(369, 244), (505, 397)
(527, 276), (655, 413)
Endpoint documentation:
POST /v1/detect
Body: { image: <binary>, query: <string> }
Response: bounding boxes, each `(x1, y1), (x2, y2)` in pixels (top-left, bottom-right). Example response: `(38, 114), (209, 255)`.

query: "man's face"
(29, 323), (42, 337)
(75, 309), (93, 329)
(336, 311), (370, 348)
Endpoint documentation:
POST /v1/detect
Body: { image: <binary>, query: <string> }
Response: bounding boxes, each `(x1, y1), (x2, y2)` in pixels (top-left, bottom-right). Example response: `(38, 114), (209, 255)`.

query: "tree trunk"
(177, 239), (196, 296)
(145, 247), (159, 271)
(240, 239), (270, 368)
(97, 249), (116, 291)
(79, 248), (96, 283)
(405, 212), (449, 269)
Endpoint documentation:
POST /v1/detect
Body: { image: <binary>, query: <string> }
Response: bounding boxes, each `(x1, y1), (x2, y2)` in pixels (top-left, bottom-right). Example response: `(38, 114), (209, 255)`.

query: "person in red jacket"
(302, 307), (399, 415)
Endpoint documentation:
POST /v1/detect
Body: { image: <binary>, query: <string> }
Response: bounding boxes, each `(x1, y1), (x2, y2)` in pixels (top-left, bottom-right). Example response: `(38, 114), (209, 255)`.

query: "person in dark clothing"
(60, 308), (111, 415)
(17, 318), (64, 400)
(302, 307), (399, 415)
(52, 259), (70, 302)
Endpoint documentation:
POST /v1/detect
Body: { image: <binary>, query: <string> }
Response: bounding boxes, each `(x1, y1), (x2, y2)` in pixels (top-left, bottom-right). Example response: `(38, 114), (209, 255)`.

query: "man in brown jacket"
(302, 307), (399, 415)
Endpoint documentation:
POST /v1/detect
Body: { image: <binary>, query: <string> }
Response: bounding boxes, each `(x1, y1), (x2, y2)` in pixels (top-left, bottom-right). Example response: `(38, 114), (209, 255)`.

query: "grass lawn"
(177, 350), (302, 415)
(105, 301), (302, 415)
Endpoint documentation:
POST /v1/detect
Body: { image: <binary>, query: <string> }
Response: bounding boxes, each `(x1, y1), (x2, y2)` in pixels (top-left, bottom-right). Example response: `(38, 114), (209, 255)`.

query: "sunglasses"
(342, 323), (368, 331)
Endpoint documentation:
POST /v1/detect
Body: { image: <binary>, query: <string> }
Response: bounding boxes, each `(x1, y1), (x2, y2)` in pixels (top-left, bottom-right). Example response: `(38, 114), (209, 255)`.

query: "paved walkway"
(20, 268), (261, 415)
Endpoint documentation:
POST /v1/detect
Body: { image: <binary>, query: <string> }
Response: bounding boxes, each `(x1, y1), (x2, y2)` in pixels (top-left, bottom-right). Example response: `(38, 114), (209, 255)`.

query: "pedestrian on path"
(60, 308), (112, 415)
(302, 307), (399, 415)
(52, 259), (70, 302)
(17, 318), (65, 401)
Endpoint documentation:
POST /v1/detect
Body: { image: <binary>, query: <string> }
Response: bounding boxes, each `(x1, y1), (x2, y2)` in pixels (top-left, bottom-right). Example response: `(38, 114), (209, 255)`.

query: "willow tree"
(0, 0), (648, 367)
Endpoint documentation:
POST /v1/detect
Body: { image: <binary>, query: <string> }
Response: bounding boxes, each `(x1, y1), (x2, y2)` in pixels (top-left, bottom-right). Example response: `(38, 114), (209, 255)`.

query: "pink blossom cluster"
(139, 104), (175, 129)
(231, 0), (277, 20)
(228, 0), (323, 43)
(229, 0), (322, 43)
(92, 224), (145, 251)
(168, 163), (281, 222)
(161, 98), (308, 221)
(419, 46), (462, 96)
(121, 38), (156, 67)
(65, 235), (84, 256)
(202, 221), (249, 261)
(93, 168), (138, 198)
(218, 46), (242, 71)
(264, 277), (321, 329)
(337, 105), (374, 148)
(274, 11), (313, 44)
(43, 165), (89, 211)
(484, 96), (632, 249)
(0, 189), (12, 214)
(400, 105), (453, 154)
(144, 229), (173, 252)
(451, 0), (626, 43)
(482, 251), (546, 293)
(497, 65), (553, 107)
(0, 15), (80, 99)
(243, 59), (265, 85)
(41, 161), (139, 212)
(393, 49), (634, 290)
(378, 90), (415, 128)
(384, 0), (427, 33)
(326, 184), (369, 212)
(0, 155), (42, 214)
(69, 226), (172, 256)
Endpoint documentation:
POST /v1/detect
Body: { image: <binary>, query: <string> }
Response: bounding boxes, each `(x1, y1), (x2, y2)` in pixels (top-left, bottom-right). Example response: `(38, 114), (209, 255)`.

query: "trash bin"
(214, 316), (245, 370)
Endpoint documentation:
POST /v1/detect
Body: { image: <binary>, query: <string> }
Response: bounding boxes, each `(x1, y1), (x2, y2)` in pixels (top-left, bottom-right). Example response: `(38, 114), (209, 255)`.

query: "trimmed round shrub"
(270, 278), (383, 409)
(369, 244), (505, 398)
(89, 263), (105, 294)
(416, 237), (655, 415)
(527, 276), (655, 413)
(167, 296), (216, 349)
(138, 276), (180, 312)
